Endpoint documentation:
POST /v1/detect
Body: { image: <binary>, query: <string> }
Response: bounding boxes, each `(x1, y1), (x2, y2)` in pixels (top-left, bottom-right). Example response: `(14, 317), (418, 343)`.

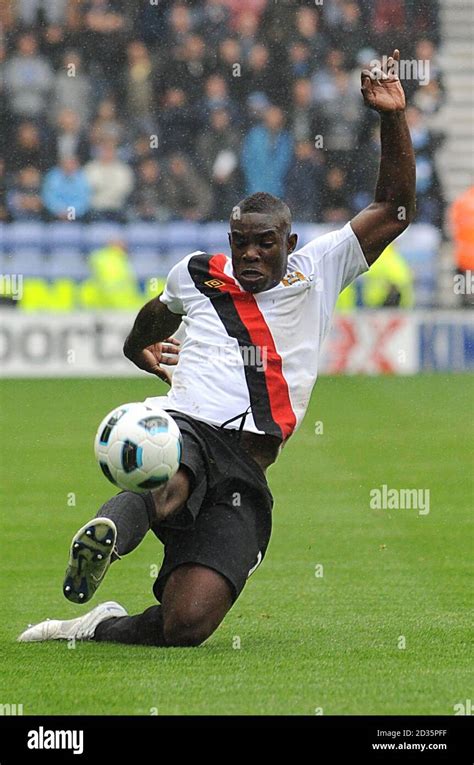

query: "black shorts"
(148, 411), (274, 603)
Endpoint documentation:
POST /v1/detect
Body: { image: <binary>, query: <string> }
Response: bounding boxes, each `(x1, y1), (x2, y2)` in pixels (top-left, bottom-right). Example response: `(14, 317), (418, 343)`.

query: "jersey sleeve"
(302, 222), (369, 315)
(159, 258), (186, 315)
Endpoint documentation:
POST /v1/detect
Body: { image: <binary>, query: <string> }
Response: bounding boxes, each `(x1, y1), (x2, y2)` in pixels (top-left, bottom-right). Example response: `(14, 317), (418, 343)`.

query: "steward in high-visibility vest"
(361, 242), (413, 307)
(337, 242), (413, 309)
(81, 240), (142, 309)
(450, 186), (474, 273)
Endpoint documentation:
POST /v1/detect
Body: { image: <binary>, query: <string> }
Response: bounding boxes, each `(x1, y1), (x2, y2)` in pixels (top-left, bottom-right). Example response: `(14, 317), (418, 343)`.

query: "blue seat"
(4, 222), (46, 251)
(198, 223), (228, 254)
(3, 249), (48, 277)
(125, 223), (163, 250)
(83, 223), (125, 251)
(165, 223), (201, 251)
(129, 249), (163, 279)
(47, 222), (84, 250)
(293, 223), (325, 248)
(47, 250), (89, 279)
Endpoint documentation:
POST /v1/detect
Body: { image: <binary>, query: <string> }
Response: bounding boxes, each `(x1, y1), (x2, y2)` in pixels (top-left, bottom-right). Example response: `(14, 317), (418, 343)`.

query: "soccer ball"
(94, 402), (182, 492)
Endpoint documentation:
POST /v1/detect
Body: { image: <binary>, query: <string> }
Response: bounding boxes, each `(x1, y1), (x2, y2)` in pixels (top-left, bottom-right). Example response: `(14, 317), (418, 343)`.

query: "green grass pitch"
(0, 375), (472, 715)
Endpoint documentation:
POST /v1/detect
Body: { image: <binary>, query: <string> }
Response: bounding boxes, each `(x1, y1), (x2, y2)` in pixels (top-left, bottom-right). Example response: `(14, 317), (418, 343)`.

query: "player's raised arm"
(123, 296), (182, 383)
(350, 49), (416, 266)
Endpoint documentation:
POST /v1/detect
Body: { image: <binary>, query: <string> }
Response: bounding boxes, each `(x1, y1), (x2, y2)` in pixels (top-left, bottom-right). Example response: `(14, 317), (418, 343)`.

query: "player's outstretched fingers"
(161, 563), (233, 646)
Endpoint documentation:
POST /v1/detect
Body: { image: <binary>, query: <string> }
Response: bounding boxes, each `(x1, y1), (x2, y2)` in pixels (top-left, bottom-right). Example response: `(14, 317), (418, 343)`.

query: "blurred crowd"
(0, 0), (444, 225)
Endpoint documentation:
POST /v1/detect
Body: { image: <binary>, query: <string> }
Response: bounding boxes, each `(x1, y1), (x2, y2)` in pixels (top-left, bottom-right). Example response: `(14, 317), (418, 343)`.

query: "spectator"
(123, 41), (156, 128)
(166, 34), (210, 100)
(164, 152), (213, 221)
(294, 7), (328, 61)
(287, 41), (313, 80)
(0, 40), (11, 157)
(8, 121), (50, 173)
(41, 23), (68, 70)
(196, 108), (241, 179)
(0, 158), (9, 221)
(370, 0), (407, 50)
(130, 159), (170, 222)
(52, 51), (92, 127)
(200, 74), (237, 122)
(286, 141), (325, 222)
(262, 0), (302, 47)
(15, 0), (69, 26)
(415, 38), (443, 85)
(42, 155), (90, 220)
(234, 11), (260, 59)
(360, 244), (414, 308)
(244, 44), (282, 106)
(290, 78), (320, 144)
(89, 98), (125, 156)
(312, 48), (346, 103)
(159, 88), (196, 156)
(321, 166), (352, 223)
(214, 37), (246, 102)
(413, 80), (443, 116)
(406, 105), (444, 225)
(450, 186), (474, 308)
(130, 133), (155, 170)
(83, 0), (128, 87)
(406, 0), (441, 43)
(319, 71), (362, 158)
(246, 91), (271, 125)
(195, 107), (241, 218)
(84, 239), (141, 310)
(241, 106), (293, 197)
(4, 32), (54, 119)
(223, 0), (267, 29)
(7, 166), (43, 221)
(136, 0), (171, 45)
(322, 0), (348, 31)
(51, 108), (90, 166)
(84, 141), (134, 221)
(210, 148), (241, 220)
(199, 1), (231, 44)
(167, 3), (195, 50)
(351, 124), (381, 212)
(333, 2), (367, 67)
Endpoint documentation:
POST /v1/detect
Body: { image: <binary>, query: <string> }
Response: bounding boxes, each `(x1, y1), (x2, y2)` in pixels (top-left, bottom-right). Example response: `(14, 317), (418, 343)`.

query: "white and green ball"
(94, 402), (182, 492)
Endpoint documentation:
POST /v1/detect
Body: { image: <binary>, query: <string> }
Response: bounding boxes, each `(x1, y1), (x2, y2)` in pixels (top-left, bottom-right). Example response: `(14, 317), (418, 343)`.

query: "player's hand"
(361, 49), (406, 113)
(129, 337), (180, 383)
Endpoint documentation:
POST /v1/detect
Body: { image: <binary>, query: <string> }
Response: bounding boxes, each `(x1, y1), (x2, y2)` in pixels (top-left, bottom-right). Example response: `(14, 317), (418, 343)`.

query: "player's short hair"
(230, 192), (292, 232)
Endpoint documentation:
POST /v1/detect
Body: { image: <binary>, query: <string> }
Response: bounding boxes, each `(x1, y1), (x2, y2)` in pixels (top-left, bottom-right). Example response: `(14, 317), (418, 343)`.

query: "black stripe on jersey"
(187, 253), (283, 439)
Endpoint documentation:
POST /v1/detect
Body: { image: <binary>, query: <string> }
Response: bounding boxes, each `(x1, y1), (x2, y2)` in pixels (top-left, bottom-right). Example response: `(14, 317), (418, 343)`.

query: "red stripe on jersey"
(208, 253), (297, 439)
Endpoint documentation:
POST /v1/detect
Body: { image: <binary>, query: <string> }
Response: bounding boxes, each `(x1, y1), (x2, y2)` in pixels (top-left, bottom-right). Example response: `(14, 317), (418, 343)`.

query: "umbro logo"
(204, 278), (225, 288)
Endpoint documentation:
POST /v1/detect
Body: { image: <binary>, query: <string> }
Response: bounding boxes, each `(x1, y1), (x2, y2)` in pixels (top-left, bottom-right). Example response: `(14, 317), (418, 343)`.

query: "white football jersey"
(150, 222), (368, 442)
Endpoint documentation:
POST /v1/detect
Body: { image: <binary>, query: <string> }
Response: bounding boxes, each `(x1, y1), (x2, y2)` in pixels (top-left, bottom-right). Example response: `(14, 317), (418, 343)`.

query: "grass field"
(0, 375), (472, 716)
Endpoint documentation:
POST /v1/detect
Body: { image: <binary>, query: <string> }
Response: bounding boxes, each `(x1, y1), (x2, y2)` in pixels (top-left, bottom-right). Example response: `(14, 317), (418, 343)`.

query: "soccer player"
(19, 51), (415, 647)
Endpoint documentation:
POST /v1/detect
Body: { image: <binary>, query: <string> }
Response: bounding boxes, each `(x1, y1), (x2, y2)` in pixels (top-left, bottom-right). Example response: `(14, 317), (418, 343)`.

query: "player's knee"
(163, 607), (214, 647)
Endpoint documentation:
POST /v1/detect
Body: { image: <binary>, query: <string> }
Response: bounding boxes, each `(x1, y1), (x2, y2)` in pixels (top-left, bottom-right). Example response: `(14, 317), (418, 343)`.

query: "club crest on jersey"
(204, 278), (225, 288)
(282, 270), (306, 286)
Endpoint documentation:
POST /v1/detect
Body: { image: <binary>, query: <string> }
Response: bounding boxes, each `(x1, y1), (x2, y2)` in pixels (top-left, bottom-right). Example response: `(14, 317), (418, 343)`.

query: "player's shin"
(95, 490), (155, 556)
(93, 605), (167, 647)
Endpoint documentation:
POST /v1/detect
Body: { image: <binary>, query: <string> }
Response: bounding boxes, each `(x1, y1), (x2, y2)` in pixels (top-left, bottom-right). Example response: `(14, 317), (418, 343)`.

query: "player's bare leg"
(20, 562), (233, 646)
(93, 563), (233, 646)
(63, 467), (192, 603)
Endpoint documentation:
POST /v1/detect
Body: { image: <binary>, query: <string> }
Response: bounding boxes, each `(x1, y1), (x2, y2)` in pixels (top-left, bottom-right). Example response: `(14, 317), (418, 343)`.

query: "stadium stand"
(0, 0), (459, 308)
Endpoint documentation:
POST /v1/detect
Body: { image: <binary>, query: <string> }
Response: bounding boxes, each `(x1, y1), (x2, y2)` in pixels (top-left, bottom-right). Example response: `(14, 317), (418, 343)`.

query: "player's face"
(228, 213), (297, 293)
